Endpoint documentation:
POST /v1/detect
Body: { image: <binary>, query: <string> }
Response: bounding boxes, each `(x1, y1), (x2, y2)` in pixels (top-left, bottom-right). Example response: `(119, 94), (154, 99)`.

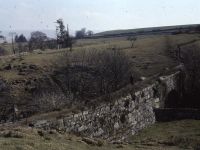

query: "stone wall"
(34, 90), (155, 141)
(33, 70), (182, 141)
(156, 71), (181, 108)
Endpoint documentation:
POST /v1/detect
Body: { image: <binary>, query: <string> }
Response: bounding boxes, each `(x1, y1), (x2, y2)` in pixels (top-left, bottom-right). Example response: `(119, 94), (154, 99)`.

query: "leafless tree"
(127, 36), (137, 48)
(9, 32), (16, 54)
(28, 31), (47, 51)
(75, 28), (86, 39)
(182, 46), (200, 93)
(33, 91), (67, 112)
(57, 48), (133, 101)
(180, 45), (200, 107)
(87, 30), (94, 36)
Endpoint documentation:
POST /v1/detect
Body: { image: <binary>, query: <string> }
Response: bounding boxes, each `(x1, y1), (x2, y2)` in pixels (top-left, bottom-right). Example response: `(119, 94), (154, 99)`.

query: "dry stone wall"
(33, 70), (181, 141)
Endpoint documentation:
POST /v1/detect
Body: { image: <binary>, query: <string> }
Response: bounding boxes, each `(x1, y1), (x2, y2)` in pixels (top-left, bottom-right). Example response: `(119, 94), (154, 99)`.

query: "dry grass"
(130, 119), (200, 150)
(0, 120), (199, 150)
(0, 33), (199, 108)
(0, 33), (199, 149)
(0, 33), (199, 79)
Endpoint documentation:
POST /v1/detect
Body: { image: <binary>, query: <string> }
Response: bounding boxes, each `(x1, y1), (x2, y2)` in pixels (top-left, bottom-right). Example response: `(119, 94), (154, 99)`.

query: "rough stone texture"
(33, 70), (182, 141)
(34, 94), (155, 141)
(155, 71), (181, 108)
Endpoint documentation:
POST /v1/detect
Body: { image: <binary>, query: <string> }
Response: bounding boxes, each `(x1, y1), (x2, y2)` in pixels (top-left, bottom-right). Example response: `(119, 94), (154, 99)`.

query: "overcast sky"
(0, 0), (200, 33)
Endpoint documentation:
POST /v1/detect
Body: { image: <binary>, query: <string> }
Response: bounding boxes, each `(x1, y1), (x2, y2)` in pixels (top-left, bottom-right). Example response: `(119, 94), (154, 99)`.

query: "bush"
(181, 45), (200, 108)
(33, 91), (67, 112)
(0, 46), (5, 56)
(54, 48), (134, 102)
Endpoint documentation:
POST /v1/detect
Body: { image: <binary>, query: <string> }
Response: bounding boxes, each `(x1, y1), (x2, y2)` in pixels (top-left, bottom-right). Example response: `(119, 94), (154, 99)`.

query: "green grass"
(0, 120), (199, 150)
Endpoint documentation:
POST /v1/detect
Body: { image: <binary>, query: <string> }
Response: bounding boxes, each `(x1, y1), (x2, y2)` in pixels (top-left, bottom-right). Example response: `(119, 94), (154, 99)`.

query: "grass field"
(0, 120), (199, 150)
(1, 33), (200, 79)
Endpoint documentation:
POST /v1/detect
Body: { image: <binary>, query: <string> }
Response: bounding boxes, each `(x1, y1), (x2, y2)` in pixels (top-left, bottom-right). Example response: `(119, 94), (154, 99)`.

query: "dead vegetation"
(0, 119), (199, 150)
(0, 33), (199, 121)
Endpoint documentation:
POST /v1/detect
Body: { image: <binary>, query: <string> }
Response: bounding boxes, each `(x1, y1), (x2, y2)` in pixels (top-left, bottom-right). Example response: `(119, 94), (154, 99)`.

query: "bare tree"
(0, 32), (6, 44)
(181, 45), (200, 107)
(28, 31), (47, 51)
(87, 30), (94, 36)
(94, 48), (132, 93)
(15, 34), (27, 43)
(182, 46), (200, 93)
(9, 32), (16, 54)
(58, 48), (133, 100)
(33, 91), (67, 112)
(127, 36), (137, 48)
(75, 28), (86, 39)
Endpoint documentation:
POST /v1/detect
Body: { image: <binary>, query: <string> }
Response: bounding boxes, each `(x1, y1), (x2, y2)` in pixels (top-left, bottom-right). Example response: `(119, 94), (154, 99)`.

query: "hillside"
(95, 24), (200, 37)
(0, 26), (200, 150)
(1, 32), (200, 121)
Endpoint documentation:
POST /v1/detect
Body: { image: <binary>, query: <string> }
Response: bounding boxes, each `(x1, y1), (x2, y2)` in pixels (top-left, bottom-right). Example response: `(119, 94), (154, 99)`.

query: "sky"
(0, 0), (200, 35)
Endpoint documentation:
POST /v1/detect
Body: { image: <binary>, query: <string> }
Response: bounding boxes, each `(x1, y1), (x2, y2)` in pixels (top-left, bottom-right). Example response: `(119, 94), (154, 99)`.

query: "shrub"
(58, 48), (133, 101)
(0, 46), (5, 56)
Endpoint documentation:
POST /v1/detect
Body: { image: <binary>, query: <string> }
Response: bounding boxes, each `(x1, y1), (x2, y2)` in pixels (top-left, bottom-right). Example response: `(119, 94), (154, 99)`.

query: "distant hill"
(94, 24), (200, 37)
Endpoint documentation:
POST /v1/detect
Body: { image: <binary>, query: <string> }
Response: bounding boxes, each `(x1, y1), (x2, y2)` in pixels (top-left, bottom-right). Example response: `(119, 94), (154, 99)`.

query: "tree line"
(1, 18), (94, 55)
